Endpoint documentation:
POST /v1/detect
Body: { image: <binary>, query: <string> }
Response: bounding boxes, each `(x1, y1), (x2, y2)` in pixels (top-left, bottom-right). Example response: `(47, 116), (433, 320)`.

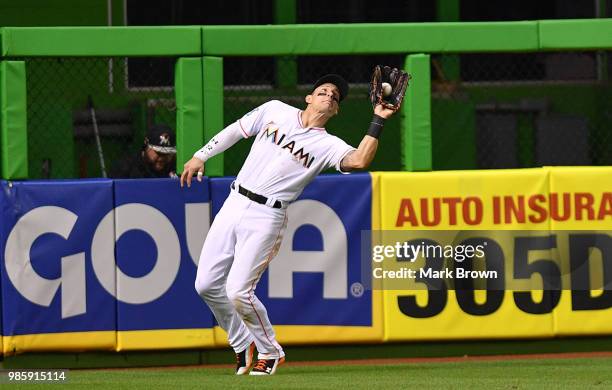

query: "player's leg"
(226, 204), (287, 375)
(194, 192), (254, 365)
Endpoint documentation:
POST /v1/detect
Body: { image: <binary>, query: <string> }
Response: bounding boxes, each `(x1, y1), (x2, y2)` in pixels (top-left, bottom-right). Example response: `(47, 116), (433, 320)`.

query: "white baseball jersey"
(194, 99), (357, 364)
(235, 100), (355, 201)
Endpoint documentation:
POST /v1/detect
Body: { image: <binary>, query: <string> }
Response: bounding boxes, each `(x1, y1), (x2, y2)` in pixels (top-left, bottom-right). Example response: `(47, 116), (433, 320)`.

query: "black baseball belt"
(232, 182), (283, 209)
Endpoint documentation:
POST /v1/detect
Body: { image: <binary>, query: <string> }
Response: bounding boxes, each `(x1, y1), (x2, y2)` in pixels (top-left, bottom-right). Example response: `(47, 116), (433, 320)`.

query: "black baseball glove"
(369, 65), (411, 110)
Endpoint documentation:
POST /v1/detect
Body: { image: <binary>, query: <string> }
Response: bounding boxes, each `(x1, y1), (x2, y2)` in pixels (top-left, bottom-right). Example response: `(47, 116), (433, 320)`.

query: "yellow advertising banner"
(376, 167), (611, 341)
(383, 168), (551, 231)
(3, 331), (116, 355)
(549, 167), (612, 336)
(548, 167), (612, 231)
(116, 329), (216, 351)
(383, 290), (554, 341)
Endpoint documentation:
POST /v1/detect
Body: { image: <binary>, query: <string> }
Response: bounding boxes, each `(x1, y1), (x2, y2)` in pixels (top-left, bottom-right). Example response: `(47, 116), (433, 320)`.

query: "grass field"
(6, 356), (612, 389)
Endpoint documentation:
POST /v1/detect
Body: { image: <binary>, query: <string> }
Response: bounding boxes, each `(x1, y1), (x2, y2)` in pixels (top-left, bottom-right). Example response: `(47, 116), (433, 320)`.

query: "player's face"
(309, 83), (340, 115)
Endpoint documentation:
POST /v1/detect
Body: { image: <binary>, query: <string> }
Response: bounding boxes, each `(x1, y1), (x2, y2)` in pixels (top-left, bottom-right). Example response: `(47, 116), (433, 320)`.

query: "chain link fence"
(25, 56), (176, 179)
(432, 51), (612, 170)
(224, 51), (612, 174)
(22, 51), (611, 178)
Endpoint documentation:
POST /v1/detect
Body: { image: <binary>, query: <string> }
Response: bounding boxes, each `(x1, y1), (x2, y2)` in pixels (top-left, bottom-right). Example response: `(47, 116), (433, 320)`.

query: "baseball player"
(181, 68), (408, 375)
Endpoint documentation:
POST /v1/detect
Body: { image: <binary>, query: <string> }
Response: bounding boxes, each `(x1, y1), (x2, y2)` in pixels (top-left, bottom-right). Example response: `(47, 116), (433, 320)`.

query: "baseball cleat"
(249, 356), (285, 376)
(235, 342), (256, 375)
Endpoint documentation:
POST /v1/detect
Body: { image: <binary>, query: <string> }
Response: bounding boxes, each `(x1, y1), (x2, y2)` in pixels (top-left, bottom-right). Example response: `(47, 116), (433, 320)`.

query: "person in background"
(110, 124), (177, 178)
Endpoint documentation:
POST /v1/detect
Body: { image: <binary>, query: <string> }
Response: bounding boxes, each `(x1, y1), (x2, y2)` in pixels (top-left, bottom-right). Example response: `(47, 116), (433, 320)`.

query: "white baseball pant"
(195, 189), (287, 359)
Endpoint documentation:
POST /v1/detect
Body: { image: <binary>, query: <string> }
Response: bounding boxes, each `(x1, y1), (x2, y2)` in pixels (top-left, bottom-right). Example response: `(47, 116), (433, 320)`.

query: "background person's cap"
(312, 74), (349, 101)
(145, 124), (176, 154)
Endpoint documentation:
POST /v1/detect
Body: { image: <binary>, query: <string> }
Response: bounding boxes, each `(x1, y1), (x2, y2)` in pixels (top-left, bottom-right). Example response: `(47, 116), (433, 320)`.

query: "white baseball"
(382, 82), (392, 97)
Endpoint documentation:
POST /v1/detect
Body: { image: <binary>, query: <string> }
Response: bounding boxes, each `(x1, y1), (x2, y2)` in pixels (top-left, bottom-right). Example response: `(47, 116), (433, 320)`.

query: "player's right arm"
(180, 123), (243, 187)
(181, 100), (274, 187)
(340, 104), (397, 171)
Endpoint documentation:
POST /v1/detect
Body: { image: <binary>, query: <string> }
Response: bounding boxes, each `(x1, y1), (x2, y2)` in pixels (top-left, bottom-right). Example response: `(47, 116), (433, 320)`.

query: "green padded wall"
(539, 19), (612, 50)
(175, 58), (204, 173)
(1, 60), (28, 179)
(1, 27), (201, 57)
(403, 54), (432, 171)
(201, 22), (539, 55)
(202, 57), (224, 177)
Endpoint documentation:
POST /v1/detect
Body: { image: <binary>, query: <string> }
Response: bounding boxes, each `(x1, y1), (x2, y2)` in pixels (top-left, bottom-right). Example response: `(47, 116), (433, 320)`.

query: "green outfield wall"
(0, 20), (611, 178)
(0, 60), (28, 178)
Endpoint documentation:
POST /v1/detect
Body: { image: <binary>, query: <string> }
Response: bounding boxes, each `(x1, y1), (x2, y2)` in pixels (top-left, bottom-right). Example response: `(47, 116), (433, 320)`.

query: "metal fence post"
(275, 0), (297, 88)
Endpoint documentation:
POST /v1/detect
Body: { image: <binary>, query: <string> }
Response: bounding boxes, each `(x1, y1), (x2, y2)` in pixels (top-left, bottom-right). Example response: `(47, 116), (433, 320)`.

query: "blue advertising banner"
(113, 178), (214, 331)
(0, 174), (376, 353)
(0, 178), (216, 353)
(210, 173), (372, 327)
(0, 180), (117, 353)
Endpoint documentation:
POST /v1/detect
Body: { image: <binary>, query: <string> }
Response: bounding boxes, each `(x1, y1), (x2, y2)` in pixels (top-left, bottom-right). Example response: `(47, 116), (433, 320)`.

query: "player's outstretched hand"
(374, 104), (397, 119)
(180, 157), (205, 188)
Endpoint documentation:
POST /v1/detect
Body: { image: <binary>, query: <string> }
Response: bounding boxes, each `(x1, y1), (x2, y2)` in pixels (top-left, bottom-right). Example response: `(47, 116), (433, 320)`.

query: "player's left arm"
(340, 104), (396, 171)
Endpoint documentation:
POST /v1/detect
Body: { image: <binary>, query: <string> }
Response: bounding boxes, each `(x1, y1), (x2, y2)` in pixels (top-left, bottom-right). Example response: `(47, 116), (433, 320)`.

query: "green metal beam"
(274, 0), (297, 89)
(202, 57), (224, 177)
(436, 0), (460, 80)
(595, 1), (609, 81)
(110, 0), (125, 27)
(436, 0), (460, 22)
(403, 54), (432, 171)
(0, 61), (28, 179)
(275, 0), (296, 24)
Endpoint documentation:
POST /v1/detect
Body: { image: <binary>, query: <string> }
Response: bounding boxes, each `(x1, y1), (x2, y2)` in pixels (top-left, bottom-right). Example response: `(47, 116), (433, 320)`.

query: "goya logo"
(268, 200), (348, 299)
(3, 199), (352, 320)
(4, 203), (209, 319)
